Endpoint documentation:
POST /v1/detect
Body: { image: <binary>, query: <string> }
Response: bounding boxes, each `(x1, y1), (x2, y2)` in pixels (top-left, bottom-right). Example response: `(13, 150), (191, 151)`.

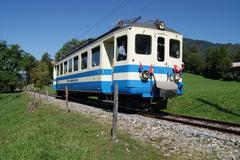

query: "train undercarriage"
(56, 90), (168, 111)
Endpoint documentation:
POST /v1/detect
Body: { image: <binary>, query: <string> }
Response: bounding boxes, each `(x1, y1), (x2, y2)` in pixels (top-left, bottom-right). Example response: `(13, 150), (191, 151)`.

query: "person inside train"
(118, 41), (127, 61)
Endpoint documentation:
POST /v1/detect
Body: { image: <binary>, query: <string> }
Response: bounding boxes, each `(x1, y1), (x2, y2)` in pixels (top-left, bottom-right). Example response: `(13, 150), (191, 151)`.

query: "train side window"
(117, 35), (127, 61)
(64, 61), (68, 74)
(92, 46), (100, 67)
(56, 65), (59, 76)
(81, 52), (88, 70)
(135, 34), (151, 55)
(157, 37), (165, 61)
(68, 58), (72, 73)
(73, 56), (79, 71)
(170, 39), (180, 58)
(60, 63), (63, 75)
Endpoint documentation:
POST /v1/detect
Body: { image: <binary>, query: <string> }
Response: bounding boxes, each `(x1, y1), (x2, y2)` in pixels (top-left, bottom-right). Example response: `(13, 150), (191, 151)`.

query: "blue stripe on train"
(114, 65), (173, 74)
(113, 80), (155, 97)
(55, 65), (174, 81)
(54, 81), (112, 93)
(56, 69), (112, 81)
(53, 64), (180, 97)
(54, 80), (183, 96)
(54, 79), (156, 95)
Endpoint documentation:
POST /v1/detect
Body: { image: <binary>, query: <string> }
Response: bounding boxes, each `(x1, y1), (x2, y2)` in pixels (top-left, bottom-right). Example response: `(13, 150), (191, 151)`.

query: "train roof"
(56, 21), (181, 62)
(131, 22), (180, 34)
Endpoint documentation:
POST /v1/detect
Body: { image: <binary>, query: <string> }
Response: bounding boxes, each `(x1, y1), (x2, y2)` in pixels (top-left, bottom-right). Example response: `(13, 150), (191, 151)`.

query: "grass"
(36, 85), (56, 95)
(46, 85), (56, 95)
(0, 92), (165, 160)
(165, 73), (240, 123)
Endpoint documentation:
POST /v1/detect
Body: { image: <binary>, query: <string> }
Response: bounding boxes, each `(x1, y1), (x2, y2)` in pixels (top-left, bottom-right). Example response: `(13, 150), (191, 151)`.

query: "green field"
(165, 73), (240, 123)
(0, 93), (165, 160)
(38, 85), (56, 95)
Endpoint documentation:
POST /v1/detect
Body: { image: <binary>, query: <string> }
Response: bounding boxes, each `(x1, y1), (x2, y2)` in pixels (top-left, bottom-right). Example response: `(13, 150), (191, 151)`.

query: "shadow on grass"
(196, 98), (240, 117)
(0, 91), (23, 94)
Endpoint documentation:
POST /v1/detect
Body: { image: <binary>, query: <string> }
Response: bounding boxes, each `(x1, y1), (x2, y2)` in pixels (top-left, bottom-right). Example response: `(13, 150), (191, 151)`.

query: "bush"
(232, 72), (240, 81)
(222, 72), (233, 81)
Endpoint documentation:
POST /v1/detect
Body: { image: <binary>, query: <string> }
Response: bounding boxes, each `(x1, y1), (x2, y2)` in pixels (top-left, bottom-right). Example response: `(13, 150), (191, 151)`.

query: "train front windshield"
(135, 34), (152, 55)
(170, 39), (180, 58)
(135, 34), (181, 61)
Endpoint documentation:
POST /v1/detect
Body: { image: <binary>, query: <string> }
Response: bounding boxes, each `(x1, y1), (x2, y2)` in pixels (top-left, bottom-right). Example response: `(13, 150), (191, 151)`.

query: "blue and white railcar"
(53, 19), (184, 107)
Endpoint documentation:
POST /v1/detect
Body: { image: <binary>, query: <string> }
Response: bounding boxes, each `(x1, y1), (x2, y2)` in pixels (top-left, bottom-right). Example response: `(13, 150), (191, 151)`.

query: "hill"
(183, 38), (240, 61)
(183, 38), (240, 79)
(183, 38), (214, 56)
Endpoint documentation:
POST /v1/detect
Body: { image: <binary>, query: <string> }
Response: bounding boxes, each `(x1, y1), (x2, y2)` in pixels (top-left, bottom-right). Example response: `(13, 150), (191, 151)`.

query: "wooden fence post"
(46, 87), (49, 102)
(38, 90), (41, 103)
(65, 86), (69, 112)
(112, 83), (118, 141)
(33, 91), (36, 106)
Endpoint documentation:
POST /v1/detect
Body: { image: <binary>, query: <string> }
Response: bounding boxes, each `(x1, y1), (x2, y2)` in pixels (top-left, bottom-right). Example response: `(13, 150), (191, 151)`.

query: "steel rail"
(134, 110), (240, 135)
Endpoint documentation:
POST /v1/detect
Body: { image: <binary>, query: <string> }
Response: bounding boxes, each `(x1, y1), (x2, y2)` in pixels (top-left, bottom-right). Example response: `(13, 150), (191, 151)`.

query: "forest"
(183, 38), (240, 80)
(0, 41), (52, 92)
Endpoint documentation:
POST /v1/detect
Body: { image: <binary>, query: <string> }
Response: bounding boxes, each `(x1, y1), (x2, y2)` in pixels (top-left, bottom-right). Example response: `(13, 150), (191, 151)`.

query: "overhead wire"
(78, 0), (133, 39)
(124, 1), (155, 23)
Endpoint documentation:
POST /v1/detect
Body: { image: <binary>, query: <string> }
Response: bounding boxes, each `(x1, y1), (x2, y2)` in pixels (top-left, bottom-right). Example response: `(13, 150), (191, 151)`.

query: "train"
(53, 18), (184, 109)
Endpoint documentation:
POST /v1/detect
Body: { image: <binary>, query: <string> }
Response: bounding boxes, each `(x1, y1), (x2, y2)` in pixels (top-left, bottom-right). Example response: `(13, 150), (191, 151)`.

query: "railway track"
(132, 109), (240, 135)
(27, 90), (240, 136)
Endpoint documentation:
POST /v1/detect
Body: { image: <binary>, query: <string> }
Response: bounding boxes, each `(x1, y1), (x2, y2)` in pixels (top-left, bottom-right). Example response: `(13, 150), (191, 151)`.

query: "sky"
(0, 0), (240, 59)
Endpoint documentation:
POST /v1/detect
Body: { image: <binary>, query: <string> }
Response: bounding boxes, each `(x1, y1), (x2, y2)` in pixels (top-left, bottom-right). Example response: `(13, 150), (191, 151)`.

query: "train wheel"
(56, 91), (64, 98)
(120, 95), (146, 110)
(151, 98), (168, 112)
(160, 98), (168, 109)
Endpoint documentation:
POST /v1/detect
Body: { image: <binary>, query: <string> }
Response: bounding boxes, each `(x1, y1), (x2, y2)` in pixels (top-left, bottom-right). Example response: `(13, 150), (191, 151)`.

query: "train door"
(103, 37), (114, 67)
(103, 37), (114, 94)
(113, 34), (128, 94)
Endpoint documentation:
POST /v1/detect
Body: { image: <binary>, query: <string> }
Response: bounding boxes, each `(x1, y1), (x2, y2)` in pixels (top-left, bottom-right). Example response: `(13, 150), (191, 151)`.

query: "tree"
(0, 42), (23, 92)
(20, 52), (37, 84)
(184, 51), (205, 75)
(218, 46), (232, 80)
(55, 38), (89, 61)
(234, 51), (240, 62)
(204, 46), (232, 80)
(30, 61), (52, 88)
(30, 52), (53, 89)
(41, 52), (52, 63)
(41, 52), (53, 79)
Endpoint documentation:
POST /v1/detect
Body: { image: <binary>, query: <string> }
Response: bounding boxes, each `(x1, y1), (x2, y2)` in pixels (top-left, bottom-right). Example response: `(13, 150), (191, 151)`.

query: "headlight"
(170, 74), (174, 81)
(141, 70), (150, 81)
(174, 73), (181, 81)
(158, 21), (165, 30)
